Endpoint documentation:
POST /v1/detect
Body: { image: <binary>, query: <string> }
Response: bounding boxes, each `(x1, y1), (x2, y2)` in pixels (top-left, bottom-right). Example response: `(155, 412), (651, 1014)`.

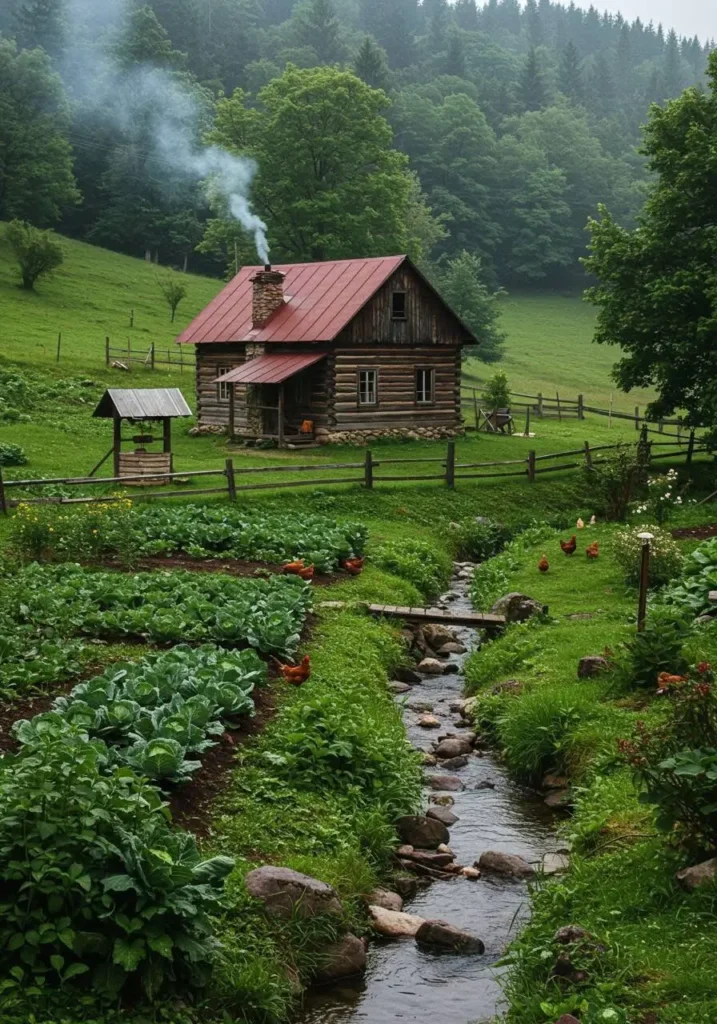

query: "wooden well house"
(93, 388), (192, 482)
(176, 256), (477, 446)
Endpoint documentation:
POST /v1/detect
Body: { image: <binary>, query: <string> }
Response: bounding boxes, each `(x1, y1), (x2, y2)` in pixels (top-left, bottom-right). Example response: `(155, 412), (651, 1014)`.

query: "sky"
(569, 0), (717, 40)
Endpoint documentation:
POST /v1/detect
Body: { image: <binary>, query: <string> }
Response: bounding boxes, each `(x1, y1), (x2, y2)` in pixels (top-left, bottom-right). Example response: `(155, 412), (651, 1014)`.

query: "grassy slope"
(464, 526), (717, 1024)
(466, 293), (655, 411)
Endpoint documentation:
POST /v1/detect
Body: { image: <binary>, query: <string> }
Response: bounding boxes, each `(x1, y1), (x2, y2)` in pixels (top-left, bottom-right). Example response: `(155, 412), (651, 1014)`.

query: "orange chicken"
(342, 556), (365, 576)
(560, 536), (577, 556)
(538, 554), (550, 573)
(274, 655), (311, 685)
(586, 541), (600, 560)
(283, 560), (315, 581)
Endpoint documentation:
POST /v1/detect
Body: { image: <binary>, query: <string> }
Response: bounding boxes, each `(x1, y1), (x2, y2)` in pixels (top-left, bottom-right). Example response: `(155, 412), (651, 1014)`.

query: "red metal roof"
(177, 255), (406, 345)
(213, 353), (326, 386)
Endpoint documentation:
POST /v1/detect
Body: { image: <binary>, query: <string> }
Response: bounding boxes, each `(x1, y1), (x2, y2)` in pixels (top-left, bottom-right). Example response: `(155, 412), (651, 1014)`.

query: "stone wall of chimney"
(251, 269), (285, 327)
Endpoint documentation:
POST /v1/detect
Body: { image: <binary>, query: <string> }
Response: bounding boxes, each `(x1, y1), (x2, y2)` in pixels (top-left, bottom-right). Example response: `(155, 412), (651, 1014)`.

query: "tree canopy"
(585, 52), (717, 428)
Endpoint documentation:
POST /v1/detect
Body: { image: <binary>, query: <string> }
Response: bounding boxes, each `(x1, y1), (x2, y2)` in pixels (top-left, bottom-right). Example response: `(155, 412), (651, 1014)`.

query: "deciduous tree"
(6, 220), (64, 290)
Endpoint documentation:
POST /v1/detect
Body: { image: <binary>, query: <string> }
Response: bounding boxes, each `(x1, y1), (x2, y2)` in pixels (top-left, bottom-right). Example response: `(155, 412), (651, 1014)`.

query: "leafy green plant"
(585, 443), (645, 521)
(483, 370), (510, 410)
(613, 523), (683, 588)
(373, 539), (450, 601)
(447, 517), (512, 561)
(0, 442), (27, 466)
(618, 608), (690, 689)
(0, 722), (233, 1000)
(662, 537), (717, 616)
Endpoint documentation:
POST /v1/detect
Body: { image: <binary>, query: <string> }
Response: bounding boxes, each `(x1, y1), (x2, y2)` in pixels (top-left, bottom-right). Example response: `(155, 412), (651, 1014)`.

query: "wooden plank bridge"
(319, 602), (506, 631)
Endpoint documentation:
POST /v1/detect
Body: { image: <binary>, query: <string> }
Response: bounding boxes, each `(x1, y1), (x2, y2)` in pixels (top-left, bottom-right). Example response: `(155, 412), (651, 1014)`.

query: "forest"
(0, 0), (713, 298)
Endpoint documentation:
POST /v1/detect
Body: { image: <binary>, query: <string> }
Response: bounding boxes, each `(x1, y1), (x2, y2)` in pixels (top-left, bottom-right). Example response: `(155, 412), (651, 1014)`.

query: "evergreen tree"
(114, 5), (185, 69)
(358, 0), (418, 68)
(589, 52), (615, 117)
(559, 41), (583, 104)
(296, 0), (346, 64)
(14, 0), (66, 58)
(353, 36), (390, 92)
(524, 0), (543, 48)
(662, 29), (684, 99)
(454, 0), (478, 32)
(519, 48), (546, 111)
(444, 28), (467, 78)
(437, 250), (505, 362)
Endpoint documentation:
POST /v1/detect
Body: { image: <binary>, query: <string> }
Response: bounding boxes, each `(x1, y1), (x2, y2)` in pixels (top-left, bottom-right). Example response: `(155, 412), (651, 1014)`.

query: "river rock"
(368, 888), (403, 912)
(490, 593), (547, 623)
(422, 623), (458, 651)
(422, 753), (438, 766)
(676, 857), (717, 891)
(313, 934), (367, 984)
(418, 713), (441, 728)
(577, 655), (609, 678)
(415, 919), (485, 954)
(475, 780), (496, 790)
(394, 666), (423, 684)
(554, 925), (593, 945)
(369, 905), (425, 937)
(402, 850), (455, 869)
(417, 658), (445, 675)
(396, 815), (449, 849)
(393, 875), (419, 899)
(542, 773), (569, 791)
(245, 866), (342, 918)
(427, 775), (465, 792)
(542, 852), (570, 875)
(429, 793), (455, 806)
(389, 681), (411, 694)
(436, 641), (468, 656)
(449, 699), (466, 713)
(477, 851), (536, 879)
(440, 755), (469, 771)
(427, 806), (459, 826)
(545, 788), (572, 809)
(462, 866), (481, 880)
(408, 701), (434, 712)
(435, 735), (474, 758)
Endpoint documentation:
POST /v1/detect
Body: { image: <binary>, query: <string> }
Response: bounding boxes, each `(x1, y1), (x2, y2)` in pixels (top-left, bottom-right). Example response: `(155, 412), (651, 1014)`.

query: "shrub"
(483, 370), (510, 410)
(447, 517), (512, 562)
(6, 219), (64, 290)
(0, 723), (233, 1000)
(620, 662), (717, 849)
(618, 607), (691, 689)
(662, 537), (717, 616)
(613, 523), (683, 588)
(585, 443), (646, 521)
(632, 468), (684, 525)
(0, 442), (28, 467)
(372, 539), (450, 601)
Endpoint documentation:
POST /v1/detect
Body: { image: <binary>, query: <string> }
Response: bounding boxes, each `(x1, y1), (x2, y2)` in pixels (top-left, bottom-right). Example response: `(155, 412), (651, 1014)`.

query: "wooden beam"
(278, 384), (285, 447)
(113, 416), (121, 477)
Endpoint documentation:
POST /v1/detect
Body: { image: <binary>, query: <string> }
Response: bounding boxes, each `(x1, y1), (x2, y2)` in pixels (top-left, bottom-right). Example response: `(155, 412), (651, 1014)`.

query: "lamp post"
(637, 532), (654, 632)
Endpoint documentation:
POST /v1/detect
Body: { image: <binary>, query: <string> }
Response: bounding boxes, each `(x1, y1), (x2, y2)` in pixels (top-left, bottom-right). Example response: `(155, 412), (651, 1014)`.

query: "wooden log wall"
(331, 346), (462, 430)
(196, 343), (246, 428)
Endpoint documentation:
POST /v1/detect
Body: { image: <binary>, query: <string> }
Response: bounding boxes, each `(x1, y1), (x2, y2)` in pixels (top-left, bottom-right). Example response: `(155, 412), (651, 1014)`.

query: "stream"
(298, 566), (559, 1024)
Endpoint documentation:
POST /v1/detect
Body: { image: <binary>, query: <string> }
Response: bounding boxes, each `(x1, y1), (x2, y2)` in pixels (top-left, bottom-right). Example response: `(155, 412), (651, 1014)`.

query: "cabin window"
(216, 365), (232, 402)
(415, 367), (435, 405)
(358, 369), (378, 406)
(391, 291), (407, 320)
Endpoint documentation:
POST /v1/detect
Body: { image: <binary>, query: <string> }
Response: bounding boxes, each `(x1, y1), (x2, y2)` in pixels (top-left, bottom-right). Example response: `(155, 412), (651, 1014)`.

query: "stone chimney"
(251, 265), (285, 328)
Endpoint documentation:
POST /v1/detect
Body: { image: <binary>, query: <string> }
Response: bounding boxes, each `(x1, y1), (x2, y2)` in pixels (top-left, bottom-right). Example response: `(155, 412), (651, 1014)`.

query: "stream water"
(298, 567), (559, 1024)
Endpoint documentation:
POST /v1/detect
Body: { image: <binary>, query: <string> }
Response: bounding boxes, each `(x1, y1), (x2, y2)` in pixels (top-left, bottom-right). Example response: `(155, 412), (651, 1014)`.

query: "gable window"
(358, 369), (378, 406)
(216, 365), (232, 402)
(391, 291), (407, 320)
(415, 367), (434, 405)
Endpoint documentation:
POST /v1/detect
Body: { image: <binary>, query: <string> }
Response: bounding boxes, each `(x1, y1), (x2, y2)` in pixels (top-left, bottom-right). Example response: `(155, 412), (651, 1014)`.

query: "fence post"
(0, 467), (6, 516)
(56, 332), (62, 364)
(635, 405), (640, 430)
(659, 419), (664, 434)
(105, 336), (110, 366)
(473, 388), (479, 431)
(528, 449), (536, 482)
(687, 429), (696, 464)
(445, 441), (455, 488)
(577, 393), (584, 420)
(537, 392), (543, 417)
(150, 343), (155, 371)
(556, 391), (562, 422)
(584, 440), (593, 469)
(127, 338), (131, 367)
(364, 449), (374, 489)
(225, 458), (237, 501)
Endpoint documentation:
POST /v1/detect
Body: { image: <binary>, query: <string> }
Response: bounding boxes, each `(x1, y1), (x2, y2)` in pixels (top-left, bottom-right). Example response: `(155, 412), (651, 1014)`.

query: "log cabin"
(176, 255), (477, 445)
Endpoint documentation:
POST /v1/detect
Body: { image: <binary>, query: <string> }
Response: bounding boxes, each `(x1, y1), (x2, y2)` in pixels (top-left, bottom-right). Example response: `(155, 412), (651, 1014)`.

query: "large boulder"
(396, 815), (449, 849)
(313, 934), (367, 984)
(415, 919), (485, 953)
(477, 851), (536, 879)
(490, 593), (547, 623)
(436, 641), (468, 656)
(427, 806), (459, 826)
(577, 655), (609, 679)
(369, 905), (425, 937)
(244, 866), (342, 918)
(367, 888), (403, 912)
(417, 658), (447, 676)
(422, 623), (459, 651)
(434, 735), (474, 758)
(427, 775), (465, 792)
(676, 857), (717, 891)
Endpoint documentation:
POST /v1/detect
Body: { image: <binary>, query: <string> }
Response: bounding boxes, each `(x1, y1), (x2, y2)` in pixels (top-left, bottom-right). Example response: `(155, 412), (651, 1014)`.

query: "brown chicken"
(538, 554), (550, 573)
(586, 541), (600, 560)
(560, 536), (577, 556)
(274, 655), (311, 685)
(283, 560), (315, 581)
(342, 556), (365, 576)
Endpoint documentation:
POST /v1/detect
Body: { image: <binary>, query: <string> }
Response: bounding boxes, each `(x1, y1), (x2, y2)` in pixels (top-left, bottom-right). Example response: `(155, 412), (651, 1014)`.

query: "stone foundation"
(315, 425), (465, 446)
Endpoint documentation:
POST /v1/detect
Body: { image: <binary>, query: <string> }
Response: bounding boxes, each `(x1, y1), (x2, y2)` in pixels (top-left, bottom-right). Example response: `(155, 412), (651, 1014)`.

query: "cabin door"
(261, 385), (279, 436)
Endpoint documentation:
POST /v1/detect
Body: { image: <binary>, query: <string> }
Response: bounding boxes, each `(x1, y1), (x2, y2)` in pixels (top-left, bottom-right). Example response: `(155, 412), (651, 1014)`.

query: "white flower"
(665, 493), (671, 499)
(676, 497), (683, 504)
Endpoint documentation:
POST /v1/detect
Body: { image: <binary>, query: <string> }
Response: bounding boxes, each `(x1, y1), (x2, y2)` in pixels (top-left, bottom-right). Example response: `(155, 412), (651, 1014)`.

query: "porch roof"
(213, 352), (326, 386)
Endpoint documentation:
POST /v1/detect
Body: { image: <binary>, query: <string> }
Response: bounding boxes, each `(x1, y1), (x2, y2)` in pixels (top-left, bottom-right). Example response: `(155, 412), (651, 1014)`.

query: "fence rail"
(0, 435), (708, 514)
(105, 338), (195, 372)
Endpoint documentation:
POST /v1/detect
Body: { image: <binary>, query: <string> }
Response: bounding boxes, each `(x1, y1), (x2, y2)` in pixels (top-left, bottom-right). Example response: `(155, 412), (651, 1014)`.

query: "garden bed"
(97, 553), (344, 585)
(672, 522), (717, 540)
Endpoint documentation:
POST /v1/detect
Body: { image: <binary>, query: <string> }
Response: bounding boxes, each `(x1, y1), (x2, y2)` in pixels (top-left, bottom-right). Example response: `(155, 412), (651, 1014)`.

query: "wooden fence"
(0, 437), (708, 514)
(105, 338), (195, 372)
